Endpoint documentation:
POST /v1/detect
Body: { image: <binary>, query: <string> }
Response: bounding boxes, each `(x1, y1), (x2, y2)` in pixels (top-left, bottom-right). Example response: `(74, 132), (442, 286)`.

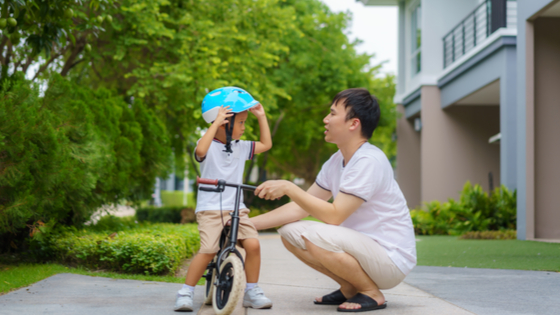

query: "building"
(360, 0), (560, 241)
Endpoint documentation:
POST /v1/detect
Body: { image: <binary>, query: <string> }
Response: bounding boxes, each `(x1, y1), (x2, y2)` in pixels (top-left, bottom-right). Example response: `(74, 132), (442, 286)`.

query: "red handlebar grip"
(197, 177), (219, 186)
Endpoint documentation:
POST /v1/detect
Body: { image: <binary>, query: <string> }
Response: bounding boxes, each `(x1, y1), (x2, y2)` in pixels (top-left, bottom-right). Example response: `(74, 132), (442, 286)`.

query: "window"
(411, 3), (421, 76)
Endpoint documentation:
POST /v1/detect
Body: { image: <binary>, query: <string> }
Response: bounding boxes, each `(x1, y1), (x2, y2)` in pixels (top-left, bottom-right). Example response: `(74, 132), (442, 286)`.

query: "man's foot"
(243, 286), (273, 309)
(337, 292), (386, 312)
(314, 289), (347, 305)
(174, 289), (194, 312)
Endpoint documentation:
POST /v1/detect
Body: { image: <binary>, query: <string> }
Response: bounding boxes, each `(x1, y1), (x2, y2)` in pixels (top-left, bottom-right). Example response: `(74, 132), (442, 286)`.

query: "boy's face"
(230, 111), (248, 140)
(323, 100), (355, 144)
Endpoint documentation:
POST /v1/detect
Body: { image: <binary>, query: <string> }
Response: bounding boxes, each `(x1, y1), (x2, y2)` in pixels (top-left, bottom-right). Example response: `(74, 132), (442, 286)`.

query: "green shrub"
(459, 230), (517, 240)
(411, 182), (516, 235)
(51, 223), (200, 275)
(136, 207), (195, 224)
(88, 215), (139, 233)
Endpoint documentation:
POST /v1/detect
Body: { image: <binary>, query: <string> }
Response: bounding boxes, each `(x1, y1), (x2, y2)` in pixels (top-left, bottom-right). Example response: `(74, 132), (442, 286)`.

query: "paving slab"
(405, 266), (560, 315)
(0, 273), (203, 315)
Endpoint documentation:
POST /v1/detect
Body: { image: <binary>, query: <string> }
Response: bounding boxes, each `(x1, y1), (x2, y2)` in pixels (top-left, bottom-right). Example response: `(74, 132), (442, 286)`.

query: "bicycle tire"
(203, 258), (217, 305)
(212, 255), (245, 315)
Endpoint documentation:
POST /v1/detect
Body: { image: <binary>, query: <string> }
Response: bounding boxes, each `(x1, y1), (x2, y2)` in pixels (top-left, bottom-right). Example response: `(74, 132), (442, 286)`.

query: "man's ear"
(349, 118), (361, 131)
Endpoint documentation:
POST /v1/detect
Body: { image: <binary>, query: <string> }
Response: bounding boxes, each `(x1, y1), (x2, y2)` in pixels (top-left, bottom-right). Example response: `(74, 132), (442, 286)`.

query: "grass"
(160, 191), (195, 207)
(416, 235), (560, 271)
(0, 262), (186, 295)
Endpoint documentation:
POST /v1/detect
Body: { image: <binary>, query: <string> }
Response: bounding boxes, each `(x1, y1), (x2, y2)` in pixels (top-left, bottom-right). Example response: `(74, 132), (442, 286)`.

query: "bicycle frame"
(197, 177), (257, 269)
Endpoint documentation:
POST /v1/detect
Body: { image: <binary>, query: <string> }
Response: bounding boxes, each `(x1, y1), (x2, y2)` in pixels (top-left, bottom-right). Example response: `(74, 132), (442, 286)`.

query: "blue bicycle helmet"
(201, 87), (259, 123)
(201, 87), (259, 153)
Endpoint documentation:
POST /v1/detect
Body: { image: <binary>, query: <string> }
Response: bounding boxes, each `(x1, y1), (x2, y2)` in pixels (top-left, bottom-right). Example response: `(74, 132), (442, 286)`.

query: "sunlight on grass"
(416, 236), (560, 271)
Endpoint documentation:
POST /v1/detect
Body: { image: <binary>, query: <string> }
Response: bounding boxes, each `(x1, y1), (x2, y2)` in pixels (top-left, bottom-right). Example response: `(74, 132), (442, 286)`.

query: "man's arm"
(254, 180), (364, 225)
(250, 183), (331, 230)
(249, 104), (272, 154)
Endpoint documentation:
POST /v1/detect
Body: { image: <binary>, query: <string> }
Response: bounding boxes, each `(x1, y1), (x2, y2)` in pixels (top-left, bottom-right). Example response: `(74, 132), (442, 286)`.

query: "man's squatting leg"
(302, 237), (385, 310)
(281, 237), (358, 300)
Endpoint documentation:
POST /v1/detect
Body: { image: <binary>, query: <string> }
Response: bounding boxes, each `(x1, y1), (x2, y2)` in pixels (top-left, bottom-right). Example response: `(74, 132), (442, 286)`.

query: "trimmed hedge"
(136, 206), (195, 224)
(51, 221), (199, 275)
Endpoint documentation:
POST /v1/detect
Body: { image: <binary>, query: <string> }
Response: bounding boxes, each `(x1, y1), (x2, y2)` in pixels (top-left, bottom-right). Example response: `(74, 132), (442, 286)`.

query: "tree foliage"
(0, 0), (115, 83)
(0, 74), (171, 248)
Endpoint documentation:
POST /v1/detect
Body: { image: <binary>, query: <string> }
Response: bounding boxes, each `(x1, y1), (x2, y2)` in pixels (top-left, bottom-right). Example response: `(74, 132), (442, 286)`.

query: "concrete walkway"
(1, 233), (558, 314)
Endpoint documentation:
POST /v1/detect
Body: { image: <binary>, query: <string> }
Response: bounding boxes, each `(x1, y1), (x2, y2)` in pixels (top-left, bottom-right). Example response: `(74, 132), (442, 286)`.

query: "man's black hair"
(331, 88), (380, 139)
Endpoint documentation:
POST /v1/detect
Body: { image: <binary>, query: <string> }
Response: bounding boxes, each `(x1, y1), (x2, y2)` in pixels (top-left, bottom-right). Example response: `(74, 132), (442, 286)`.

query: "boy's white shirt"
(315, 142), (417, 275)
(195, 139), (255, 212)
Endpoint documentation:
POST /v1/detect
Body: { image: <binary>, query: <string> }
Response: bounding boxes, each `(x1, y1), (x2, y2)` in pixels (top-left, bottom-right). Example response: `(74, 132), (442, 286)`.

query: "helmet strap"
(224, 114), (236, 153)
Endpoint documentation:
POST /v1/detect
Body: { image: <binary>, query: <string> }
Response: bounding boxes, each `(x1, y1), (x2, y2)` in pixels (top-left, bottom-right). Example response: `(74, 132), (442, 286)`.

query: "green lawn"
(416, 236), (560, 271)
(0, 263), (185, 295)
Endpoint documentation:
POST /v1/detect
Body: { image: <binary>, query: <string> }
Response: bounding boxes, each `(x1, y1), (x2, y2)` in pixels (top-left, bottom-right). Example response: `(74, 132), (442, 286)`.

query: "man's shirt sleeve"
(338, 157), (380, 202)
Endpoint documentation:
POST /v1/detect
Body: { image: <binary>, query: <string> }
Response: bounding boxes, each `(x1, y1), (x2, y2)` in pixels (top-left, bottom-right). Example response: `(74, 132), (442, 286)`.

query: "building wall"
(533, 17), (560, 239)
(420, 86), (500, 202)
(396, 104), (422, 208)
(516, 0), (560, 240)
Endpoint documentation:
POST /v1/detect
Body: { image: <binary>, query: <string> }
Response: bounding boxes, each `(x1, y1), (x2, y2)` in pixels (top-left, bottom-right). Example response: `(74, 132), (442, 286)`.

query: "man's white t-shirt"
(195, 139), (255, 212)
(315, 142), (417, 275)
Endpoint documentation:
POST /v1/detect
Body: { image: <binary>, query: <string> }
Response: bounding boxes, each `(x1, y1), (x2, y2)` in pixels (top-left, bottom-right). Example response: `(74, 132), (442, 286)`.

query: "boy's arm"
(249, 104), (272, 154)
(195, 106), (232, 161)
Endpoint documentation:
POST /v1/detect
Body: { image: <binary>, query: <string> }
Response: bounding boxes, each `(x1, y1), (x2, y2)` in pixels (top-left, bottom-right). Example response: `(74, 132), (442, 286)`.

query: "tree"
(70, 0), (295, 175)
(0, 0), (115, 83)
(0, 74), (171, 250)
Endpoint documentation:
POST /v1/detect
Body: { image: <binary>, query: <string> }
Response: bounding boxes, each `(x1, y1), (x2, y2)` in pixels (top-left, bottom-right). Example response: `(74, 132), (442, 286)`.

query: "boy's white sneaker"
(174, 289), (194, 312)
(243, 286), (273, 309)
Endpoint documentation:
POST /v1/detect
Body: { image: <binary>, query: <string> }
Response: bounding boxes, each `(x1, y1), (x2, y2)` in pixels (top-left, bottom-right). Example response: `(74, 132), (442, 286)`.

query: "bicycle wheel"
(203, 259), (217, 305)
(212, 255), (245, 315)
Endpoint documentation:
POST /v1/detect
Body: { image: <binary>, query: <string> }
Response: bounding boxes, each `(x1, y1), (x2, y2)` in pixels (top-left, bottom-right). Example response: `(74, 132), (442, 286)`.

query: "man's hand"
(255, 180), (293, 200)
(249, 103), (266, 118)
(214, 106), (233, 126)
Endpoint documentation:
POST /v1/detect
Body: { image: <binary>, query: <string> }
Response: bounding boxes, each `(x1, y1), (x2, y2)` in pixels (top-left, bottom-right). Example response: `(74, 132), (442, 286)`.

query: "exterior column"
(396, 104), (421, 209)
(499, 46), (518, 191)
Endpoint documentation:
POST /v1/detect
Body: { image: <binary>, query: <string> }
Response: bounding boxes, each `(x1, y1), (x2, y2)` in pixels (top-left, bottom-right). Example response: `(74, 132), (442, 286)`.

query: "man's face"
(323, 100), (353, 144)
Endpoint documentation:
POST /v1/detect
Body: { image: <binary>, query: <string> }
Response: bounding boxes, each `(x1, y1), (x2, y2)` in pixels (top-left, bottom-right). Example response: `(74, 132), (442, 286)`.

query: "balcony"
(443, 0), (517, 68)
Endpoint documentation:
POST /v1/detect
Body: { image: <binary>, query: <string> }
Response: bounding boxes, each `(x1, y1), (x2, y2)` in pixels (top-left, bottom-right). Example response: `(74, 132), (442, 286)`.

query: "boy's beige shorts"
(279, 220), (405, 290)
(196, 209), (258, 254)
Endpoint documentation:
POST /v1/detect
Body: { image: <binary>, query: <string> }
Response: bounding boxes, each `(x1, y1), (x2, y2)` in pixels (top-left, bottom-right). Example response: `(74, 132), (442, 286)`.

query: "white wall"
(399, 0), (480, 99)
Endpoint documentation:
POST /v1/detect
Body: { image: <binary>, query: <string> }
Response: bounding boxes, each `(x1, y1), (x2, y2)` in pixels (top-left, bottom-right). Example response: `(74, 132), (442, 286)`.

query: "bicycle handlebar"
(197, 177), (219, 186)
(197, 176), (257, 191)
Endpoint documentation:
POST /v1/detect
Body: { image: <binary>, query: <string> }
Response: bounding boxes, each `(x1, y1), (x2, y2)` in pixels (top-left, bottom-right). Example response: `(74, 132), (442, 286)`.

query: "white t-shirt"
(195, 139), (255, 212)
(315, 142), (417, 275)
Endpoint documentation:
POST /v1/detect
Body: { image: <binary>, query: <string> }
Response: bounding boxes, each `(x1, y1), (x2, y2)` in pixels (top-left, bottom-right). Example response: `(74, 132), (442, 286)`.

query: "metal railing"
(443, 0), (517, 68)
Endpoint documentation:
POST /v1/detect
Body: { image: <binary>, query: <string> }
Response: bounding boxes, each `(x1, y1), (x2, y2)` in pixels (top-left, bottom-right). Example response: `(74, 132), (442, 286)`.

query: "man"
(251, 88), (416, 312)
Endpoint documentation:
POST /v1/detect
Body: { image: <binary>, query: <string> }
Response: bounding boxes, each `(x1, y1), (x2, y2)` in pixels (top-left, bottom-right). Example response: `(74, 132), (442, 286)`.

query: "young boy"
(174, 87), (273, 312)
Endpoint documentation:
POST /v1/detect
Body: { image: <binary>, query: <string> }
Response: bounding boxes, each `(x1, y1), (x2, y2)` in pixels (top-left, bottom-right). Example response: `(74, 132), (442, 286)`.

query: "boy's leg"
(237, 210), (272, 309)
(185, 252), (216, 286)
(239, 238), (260, 283)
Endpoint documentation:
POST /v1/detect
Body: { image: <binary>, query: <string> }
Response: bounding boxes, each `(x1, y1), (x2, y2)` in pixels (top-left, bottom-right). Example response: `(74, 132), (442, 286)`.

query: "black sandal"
(336, 293), (387, 312)
(314, 289), (347, 305)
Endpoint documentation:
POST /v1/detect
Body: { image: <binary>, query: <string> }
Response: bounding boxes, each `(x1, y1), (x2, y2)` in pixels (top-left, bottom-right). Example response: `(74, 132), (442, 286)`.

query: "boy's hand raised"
(214, 106), (233, 126)
(249, 103), (266, 118)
